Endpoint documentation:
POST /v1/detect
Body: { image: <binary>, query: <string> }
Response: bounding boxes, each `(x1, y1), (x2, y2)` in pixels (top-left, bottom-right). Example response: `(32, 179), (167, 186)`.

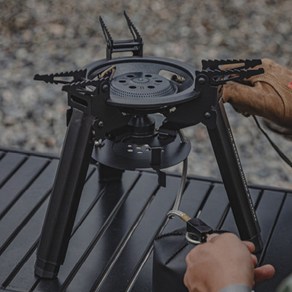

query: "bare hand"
(184, 233), (275, 292)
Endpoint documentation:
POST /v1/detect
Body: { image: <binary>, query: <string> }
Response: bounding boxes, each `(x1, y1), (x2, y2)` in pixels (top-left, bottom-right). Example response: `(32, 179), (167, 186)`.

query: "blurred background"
(0, 0), (291, 188)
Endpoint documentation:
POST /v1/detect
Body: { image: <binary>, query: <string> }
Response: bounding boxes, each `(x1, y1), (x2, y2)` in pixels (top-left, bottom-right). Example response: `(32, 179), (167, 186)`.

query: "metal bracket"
(99, 11), (143, 60)
(159, 59), (264, 131)
(34, 69), (87, 84)
(196, 68), (264, 86)
(202, 59), (262, 70)
(198, 59), (264, 86)
(62, 78), (130, 138)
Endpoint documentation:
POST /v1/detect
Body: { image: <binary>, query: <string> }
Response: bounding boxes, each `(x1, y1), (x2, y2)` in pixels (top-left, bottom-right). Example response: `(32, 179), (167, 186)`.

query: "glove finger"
(221, 81), (289, 127)
(220, 81), (267, 117)
(221, 59), (292, 127)
(249, 58), (292, 86)
(262, 58), (292, 79)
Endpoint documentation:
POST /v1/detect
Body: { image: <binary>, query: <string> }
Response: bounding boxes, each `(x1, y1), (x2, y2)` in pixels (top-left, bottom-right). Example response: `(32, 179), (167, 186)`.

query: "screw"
(98, 120), (104, 127)
(94, 139), (104, 147)
(102, 84), (109, 92)
(204, 112), (211, 119)
(198, 77), (206, 85)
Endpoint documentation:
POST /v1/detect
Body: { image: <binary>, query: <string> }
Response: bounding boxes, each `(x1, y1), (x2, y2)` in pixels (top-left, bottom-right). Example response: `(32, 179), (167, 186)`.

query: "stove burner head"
(110, 72), (178, 99)
(86, 57), (197, 112)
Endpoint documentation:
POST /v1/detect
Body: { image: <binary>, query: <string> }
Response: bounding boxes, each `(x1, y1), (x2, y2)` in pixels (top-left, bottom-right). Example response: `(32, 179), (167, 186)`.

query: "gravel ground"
(0, 0), (291, 188)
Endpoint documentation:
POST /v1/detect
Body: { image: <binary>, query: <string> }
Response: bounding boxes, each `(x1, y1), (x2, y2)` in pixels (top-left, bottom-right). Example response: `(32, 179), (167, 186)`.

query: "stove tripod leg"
(35, 108), (95, 279)
(206, 101), (263, 252)
(98, 164), (124, 182)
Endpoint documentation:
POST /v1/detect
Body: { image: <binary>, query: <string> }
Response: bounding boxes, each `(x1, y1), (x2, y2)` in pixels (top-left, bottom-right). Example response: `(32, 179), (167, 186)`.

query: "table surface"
(0, 148), (291, 292)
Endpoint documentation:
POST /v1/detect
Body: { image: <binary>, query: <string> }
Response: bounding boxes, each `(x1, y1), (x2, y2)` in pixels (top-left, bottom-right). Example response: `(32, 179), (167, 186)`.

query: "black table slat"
(198, 184), (229, 229)
(256, 190), (286, 255)
(256, 192), (292, 292)
(130, 258), (153, 292)
(221, 188), (261, 234)
(0, 152), (27, 187)
(0, 156), (50, 217)
(0, 160), (58, 250)
(0, 201), (49, 288)
(0, 151), (5, 159)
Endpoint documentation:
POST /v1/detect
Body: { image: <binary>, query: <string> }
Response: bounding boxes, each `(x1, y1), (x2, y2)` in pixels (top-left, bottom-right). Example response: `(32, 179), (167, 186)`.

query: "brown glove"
(220, 58), (292, 129)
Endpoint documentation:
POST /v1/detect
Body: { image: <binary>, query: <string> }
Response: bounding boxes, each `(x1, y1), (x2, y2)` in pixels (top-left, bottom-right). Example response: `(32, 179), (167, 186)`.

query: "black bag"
(152, 228), (195, 292)
(152, 217), (226, 292)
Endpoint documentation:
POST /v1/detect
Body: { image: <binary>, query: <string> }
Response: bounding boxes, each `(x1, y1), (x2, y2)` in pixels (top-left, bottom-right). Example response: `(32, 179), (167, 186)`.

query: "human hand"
(183, 233), (275, 292)
(220, 58), (292, 128)
(243, 240), (275, 284)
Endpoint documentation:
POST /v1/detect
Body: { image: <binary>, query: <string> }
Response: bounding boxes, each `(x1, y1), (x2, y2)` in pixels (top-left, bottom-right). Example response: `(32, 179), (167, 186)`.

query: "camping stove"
(34, 12), (263, 279)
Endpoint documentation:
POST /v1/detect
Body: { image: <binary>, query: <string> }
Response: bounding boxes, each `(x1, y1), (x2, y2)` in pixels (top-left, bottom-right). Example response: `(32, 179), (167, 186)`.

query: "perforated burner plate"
(110, 72), (177, 99)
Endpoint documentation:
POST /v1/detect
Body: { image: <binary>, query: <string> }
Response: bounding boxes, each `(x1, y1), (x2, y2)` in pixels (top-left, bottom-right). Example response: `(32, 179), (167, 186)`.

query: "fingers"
(221, 81), (280, 120)
(251, 254), (258, 267)
(206, 233), (241, 245)
(239, 240), (275, 283)
(206, 235), (275, 284)
(221, 81), (262, 113)
(254, 264), (276, 283)
(206, 233), (219, 241)
(221, 58), (292, 127)
(261, 58), (292, 80)
(243, 241), (255, 253)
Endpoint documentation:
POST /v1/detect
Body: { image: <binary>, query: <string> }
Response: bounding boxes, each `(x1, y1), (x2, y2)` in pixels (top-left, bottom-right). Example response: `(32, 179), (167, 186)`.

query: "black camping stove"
(34, 12), (264, 279)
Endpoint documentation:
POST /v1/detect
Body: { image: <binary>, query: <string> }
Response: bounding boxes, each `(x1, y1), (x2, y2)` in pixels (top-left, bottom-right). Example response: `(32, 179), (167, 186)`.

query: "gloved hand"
(220, 58), (292, 129)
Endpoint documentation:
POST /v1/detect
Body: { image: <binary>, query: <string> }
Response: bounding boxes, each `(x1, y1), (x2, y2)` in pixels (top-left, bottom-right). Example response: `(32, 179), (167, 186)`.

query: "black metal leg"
(98, 164), (124, 182)
(206, 101), (263, 252)
(35, 108), (95, 278)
